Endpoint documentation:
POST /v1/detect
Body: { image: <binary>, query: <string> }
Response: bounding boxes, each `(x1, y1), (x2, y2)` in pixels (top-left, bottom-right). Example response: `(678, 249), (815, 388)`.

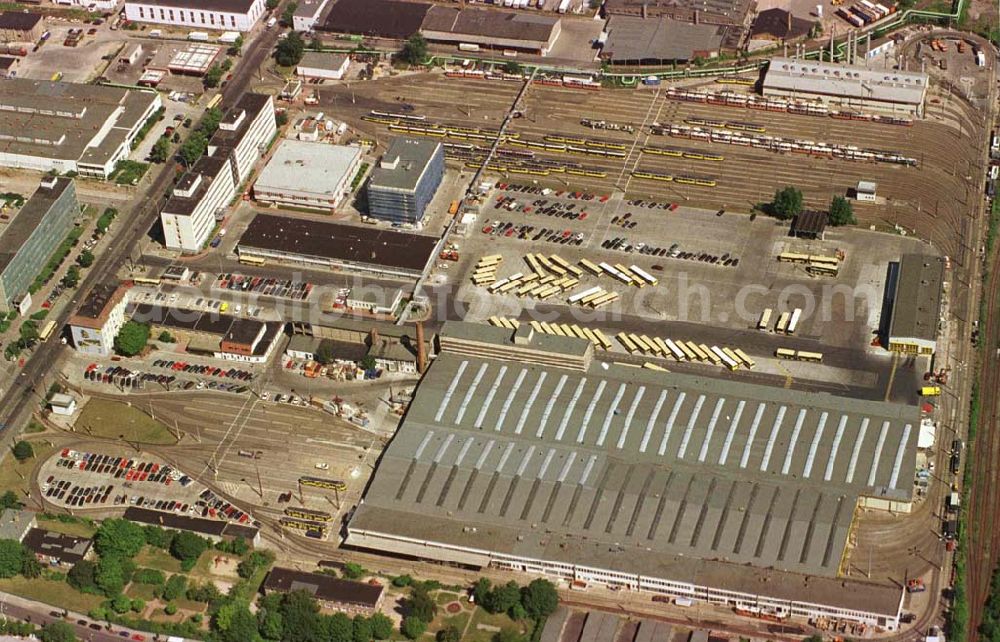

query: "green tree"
(214, 601), (260, 642)
(406, 583), (437, 622)
(201, 107), (223, 137)
(279, 589), (321, 642)
(0, 540), (25, 578)
(150, 137), (171, 163)
(114, 321), (150, 357)
(275, 31), (305, 66)
(179, 130), (208, 167)
(0, 490), (21, 510)
(131, 598), (146, 613)
(77, 250), (94, 267)
(40, 620), (78, 642)
(494, 628), (527, 642)
(12, 440), (33, 462)
(281, 1), (298, 24)
(158, 331), (175, 343)
(358, 354), (377, 371)
(19, 320), (38, 344)
(352, 616), (372, 642)
(162, 573), (188, 601)
(67, 559), (98, 593)
(509, 602), (527, 621)
(95, 519), (146, 558)
(310, 35), (323, 50)
(20, 553), (41, 579)
(62, 265), (80, 288)
(369, 612), (393, 640)
(398, 34), (427, 65)
(186, 580), (222, 603)
(473, 577), (492, 604)
(771, 186), (803, 220)
(95, 555), (128, 596)
(143, 524), (174, 549)
(342, 562), (366, 579)
(111, 594), (132, 614)
(483, 581), (521, 615)
(204, 64), (224, 89)
(400, 617), (426, 640)
(437, 625), (462, 642)
(170, 531), (208, 564)
(259, 609), (283, 640)
(504, 61), (522, 75)
(229, 34), (244, 56)
(164, 602), (178, 615)
(520, 578), (559, 619)
(829, 195), (856, 226)
(275, 111), (289, 127)
(266, 0), (279, 8)
(323, 612), (353, 642)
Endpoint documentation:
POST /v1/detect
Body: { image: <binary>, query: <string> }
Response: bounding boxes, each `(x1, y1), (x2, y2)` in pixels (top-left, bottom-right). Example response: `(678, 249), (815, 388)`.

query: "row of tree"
(769, 186), (857, 226)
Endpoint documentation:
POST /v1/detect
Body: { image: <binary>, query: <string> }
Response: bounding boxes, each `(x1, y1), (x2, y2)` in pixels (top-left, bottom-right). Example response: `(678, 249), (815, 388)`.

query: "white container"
(187, 31), (209, 41)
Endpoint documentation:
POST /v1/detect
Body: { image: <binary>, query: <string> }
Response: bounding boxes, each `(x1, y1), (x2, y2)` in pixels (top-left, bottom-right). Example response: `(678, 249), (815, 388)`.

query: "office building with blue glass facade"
(366, 137), (444, 225)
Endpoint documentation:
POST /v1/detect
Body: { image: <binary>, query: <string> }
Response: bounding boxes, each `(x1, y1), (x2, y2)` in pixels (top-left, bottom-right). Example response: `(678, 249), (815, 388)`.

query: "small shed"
(49, 393), (77, 416)
(119, 43), (143, 66)
(856, 180), (878, 202)
(790, 210), (827, 240)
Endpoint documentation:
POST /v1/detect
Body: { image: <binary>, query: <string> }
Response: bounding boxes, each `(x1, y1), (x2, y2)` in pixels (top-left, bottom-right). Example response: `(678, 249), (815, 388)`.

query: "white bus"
(787, 308), (802, 334)
(569, 286), (604, 304)
(664, 339), (687, 361)
(630, 265), (659, 286)
(616, 264), (643, 288)
(600, 262), (632, 285)
(712, 346), (739, 371)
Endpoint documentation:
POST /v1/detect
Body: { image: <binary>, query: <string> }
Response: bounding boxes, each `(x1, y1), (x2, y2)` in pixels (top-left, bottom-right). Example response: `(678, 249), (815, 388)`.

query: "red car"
(132, 634), (146, 641)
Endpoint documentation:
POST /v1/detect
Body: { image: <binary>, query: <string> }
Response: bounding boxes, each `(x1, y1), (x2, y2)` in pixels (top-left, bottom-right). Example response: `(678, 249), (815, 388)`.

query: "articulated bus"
(733, 348), (756, 370)
(618, 333), (639, 353)
(239, 255), (266, 266)
(777, 252), (810, 264)
(809, 255), (840, 267)
(279, 516), (328, 534)
(298, 477), (347, 491)
(630, 265), (659, 286)
(664, 339), (686, 361)
(132, 277), (162, 286)
(472, 274), (496, 287)
(642, 336), (663, 356)
(569, 286), (604, 305)
(615, 264), (643, 287)
(594, 329), (614, 350)
(630, 334), (653, 353)
(524, 253), (543, 274)
(579, 258), (602, 276)
(677, 342), (697, 361)
(757, 308), (773, 331)
(722, 347), (745, 369)
(685, 342), (708, 362)
(600, 262), (631, 285)
(775, 348), (798, 360)
(478, 254), (503, 268)
(807, 263), (839, 277)
(712, 346), (740, 371)
(591, 292), (619, 308)
(284, 507), (332, 522)
(653, 337), (671, 357)
(796, 350), (823, 362)
(775, 312), (791, 334)
(551, 255), (583, 278)
(700, 344), (721, 365)
(580, 291), (608, 306)
(39, 321), (57, 342)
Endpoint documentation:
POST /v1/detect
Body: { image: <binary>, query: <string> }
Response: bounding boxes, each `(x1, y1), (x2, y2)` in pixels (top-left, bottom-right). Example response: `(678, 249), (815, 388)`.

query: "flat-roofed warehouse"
(252, 139), (362, 211)
(762, 57), (928, 115)
(348, 321), (918, 630)
(0, 79), (162, 178)
(885, 254), (945, 355)
(420, 6), (562, 56)
(237, 213), (438, 279)
(602, 15), (726, 65)
(603, 0), (754, 29)
(318, 0), (430, 39)
(0, 11), (43, 42)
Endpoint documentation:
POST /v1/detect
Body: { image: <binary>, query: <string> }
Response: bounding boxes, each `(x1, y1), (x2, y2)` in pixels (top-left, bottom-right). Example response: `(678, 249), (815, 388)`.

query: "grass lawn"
(36, 514), (97, 538)
(109, 160), (149, 186)
(0, 442), (56, 499)
(126, 583), (158, 601)
(0, 576), (104, 614)
(75, 398), (178, 445)
(462, 608), (530, 642)
(435, 591), (460, 605)
(173, 598), (208, 613)
(134, 547), (182, 574)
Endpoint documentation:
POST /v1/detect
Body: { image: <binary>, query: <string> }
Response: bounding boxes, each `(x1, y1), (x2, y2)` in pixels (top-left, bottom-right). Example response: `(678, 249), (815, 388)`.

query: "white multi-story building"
(124, 0), (267, 32)
(292, 0), (330, 31)
(253, 140), (361, 212)
(160, 93), (276, 252)
(54, 0), (121, 11)
(68, 284), (130, 357)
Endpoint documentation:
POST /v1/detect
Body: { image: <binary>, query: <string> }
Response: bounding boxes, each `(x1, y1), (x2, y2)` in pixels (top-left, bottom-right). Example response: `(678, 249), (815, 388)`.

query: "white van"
(266, 17), (277, 28)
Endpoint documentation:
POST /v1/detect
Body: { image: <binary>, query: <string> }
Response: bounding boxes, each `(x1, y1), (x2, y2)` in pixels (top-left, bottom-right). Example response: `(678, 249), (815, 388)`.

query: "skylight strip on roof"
(802, 411), (828, 479)
(639, 390), (668, 454)
(676, 395), (706, 459)
(718, 399), (746, 466)
(658, 392), (687, 456)
(433, 433), (456, 464)
(557, 451), (577, 482)
(454, 438), (474, 467)
(888, 423), (912, 489)
(536, 374), (569, 439)
(740, 402), (767, 469)
(698, 398), (726, 463)
(760, 405), (787, 471)
(780, 408), (807, 476)
(414, 430), (435, 460)
(455, 363), (489, 425)
(474, 440), (496, 470)
(474, 366), (508, 429)
(554, 378), (587, 442)
(824, 415), (848, 481)
(579, 454), (599, 485)
(516, 445), (536, 476)
(434, 360), (468, 422)
(538, 448), (556, 479)
(616, 386), (646, 450)
(496, 441), (516, 473)
(514, 372), (548, 435)
(495, 368), (528, 432)
(597, 383), (628, 447)
(866, 420), (890, 487)
(845, 417), (870, 484)
(576, 380), (608, 444)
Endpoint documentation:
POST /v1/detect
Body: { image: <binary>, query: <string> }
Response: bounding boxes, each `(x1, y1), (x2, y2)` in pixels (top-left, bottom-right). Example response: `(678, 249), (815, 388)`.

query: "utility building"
(124, 0), (267, 32)
(885, 254), (945, 355)
(367, 137), (444, 225)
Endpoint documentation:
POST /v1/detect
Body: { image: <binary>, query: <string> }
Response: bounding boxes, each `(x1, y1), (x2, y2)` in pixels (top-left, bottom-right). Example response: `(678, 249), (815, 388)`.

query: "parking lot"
(81, 361), (254, 395)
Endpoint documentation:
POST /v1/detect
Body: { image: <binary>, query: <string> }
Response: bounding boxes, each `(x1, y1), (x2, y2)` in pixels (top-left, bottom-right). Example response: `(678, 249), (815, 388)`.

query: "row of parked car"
(600, 237), (741, 267)
(215, 273), (313, 301)
(41, 478), (114, 507)
(83, 364), (250, 394)
(57, 450), (194, 488)
(481, 221), (586, 245)
(153, 359), (254, 381)
(497, 183), (610, 202)
(198, 488), (254, 525)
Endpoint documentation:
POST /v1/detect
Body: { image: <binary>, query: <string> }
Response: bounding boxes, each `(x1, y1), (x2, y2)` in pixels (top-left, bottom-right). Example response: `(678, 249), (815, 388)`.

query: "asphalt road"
(0, 18), (284, 442)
